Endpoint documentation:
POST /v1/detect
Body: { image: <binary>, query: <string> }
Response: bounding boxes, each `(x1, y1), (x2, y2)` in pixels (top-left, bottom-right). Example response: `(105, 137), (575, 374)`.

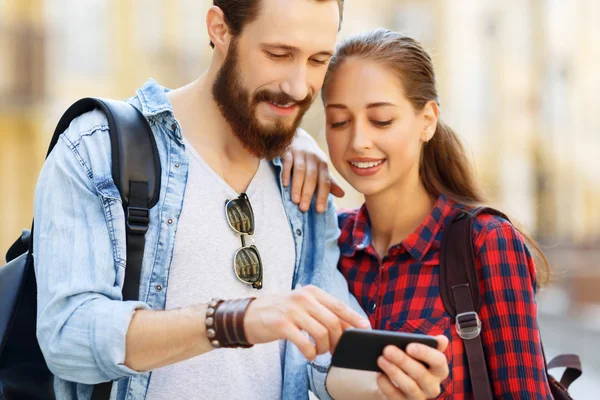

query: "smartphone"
(331, 328), (438, 373)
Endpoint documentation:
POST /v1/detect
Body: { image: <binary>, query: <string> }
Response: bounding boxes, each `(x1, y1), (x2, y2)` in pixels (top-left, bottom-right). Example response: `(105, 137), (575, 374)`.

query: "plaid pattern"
(338, 194), (552, 399)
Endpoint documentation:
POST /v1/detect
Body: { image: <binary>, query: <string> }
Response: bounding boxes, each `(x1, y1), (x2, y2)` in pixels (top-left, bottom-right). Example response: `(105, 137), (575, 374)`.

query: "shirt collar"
(349, 193), (456, 261)
(401, 193), (455, 261)
(350, 204), (372, 252)
(135, 78), (174, 117)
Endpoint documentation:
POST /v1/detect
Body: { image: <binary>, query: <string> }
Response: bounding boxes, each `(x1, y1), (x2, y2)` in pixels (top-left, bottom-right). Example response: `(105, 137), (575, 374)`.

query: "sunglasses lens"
(226, 197), (254, 235)
(234, 246), (262, 285)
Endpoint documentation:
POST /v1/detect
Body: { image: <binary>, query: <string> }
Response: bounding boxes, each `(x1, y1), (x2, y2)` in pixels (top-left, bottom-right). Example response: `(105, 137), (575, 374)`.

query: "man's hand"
(243, 285), (370, 360)
(376, 336), (450, 400)
(282, 129), (345, 213)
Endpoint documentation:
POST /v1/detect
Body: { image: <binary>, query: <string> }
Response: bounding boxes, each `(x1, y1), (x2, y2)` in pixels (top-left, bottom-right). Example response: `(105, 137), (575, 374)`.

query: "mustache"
(254, 89), (313, 108)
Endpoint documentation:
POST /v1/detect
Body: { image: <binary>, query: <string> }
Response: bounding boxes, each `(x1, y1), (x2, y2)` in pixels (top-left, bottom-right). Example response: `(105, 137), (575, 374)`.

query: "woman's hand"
(376, 335), (450, 400)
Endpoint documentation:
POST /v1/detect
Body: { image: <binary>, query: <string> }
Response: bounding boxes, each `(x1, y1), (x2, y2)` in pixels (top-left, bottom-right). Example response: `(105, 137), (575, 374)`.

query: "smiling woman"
(320, 28), (556, 399)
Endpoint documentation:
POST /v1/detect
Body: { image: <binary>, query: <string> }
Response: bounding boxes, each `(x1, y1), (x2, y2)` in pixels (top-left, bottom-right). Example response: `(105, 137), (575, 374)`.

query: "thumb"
(330, 177), (345, 198)
(435, 335), (449, 352)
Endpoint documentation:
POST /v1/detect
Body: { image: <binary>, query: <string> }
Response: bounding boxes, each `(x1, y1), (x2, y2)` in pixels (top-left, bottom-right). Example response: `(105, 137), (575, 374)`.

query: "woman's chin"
(347, 178), (387, 198)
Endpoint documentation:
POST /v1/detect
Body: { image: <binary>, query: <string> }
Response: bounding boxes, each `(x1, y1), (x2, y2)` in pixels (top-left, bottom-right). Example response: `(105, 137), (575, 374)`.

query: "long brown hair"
(323, 29), (550, 285)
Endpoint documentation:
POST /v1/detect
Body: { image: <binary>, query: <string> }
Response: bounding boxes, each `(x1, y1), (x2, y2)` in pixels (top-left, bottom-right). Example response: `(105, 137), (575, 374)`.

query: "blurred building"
(1, 0), (600, 293)
(1, 0), (600, 395)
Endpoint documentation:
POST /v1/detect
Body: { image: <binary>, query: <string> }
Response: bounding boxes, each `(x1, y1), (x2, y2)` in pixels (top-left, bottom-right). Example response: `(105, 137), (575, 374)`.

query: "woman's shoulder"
(449, 204), (527, 252)
(337, 207), (361, 228)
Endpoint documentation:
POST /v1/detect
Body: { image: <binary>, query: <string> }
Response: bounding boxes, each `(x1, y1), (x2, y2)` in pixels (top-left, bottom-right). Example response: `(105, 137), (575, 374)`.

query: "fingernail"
(378, 356), (389, 367)
(407, 343), (421, 355)
(359, 319), (371, 328)
(317, 205), (325, 213)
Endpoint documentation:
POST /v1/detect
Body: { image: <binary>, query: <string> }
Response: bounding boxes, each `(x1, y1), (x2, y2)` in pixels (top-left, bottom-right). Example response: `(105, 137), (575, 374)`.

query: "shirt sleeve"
(307, 196), (366, 400)
(475, 222), (553, 399)
(34, 127), (150, 384)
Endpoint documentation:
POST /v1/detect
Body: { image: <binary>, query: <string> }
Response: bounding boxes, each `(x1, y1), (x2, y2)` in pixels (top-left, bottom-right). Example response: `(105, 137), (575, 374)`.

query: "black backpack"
(441, 208), (582, 399)
(0, 98), (161, 399)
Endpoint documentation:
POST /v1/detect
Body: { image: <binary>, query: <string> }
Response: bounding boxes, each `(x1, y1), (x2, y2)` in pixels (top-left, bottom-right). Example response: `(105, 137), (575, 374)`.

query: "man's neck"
(167, 70), (260, 194)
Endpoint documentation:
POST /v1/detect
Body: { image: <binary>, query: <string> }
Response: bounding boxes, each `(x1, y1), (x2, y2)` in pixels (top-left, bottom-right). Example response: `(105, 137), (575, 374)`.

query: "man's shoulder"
(60, 107), (111, 147)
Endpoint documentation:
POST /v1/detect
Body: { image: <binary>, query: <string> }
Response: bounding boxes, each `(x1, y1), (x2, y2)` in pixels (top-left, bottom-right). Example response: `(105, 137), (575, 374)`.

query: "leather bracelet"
(206, 298), (256, 348)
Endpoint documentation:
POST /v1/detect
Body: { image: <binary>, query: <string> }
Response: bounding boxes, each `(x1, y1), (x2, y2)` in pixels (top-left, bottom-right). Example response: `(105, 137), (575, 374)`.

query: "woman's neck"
(365, 174), (436, 258)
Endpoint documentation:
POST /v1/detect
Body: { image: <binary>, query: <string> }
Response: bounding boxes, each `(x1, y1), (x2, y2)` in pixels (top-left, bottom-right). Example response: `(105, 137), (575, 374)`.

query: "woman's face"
(324, 58), (437, 197)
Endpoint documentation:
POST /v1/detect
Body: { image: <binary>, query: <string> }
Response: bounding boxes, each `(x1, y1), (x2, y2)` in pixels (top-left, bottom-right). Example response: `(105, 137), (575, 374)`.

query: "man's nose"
(280, 64), (309, 102)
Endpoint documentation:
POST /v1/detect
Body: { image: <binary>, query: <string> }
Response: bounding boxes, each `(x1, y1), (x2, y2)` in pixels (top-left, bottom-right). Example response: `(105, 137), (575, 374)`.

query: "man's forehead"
(244, 0), (339, 53)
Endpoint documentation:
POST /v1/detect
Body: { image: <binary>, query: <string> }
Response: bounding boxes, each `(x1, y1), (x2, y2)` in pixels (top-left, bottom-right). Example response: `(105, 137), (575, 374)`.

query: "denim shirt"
(33, 79), (364, 400)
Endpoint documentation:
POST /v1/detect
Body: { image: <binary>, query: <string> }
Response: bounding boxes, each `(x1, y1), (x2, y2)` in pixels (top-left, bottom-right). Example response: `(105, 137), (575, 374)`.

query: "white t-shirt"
(145, 140), (296, 400)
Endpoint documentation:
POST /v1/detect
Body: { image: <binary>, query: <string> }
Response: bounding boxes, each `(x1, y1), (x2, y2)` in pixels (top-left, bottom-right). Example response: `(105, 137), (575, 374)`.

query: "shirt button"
(174, 163), (181, 169)
(356, 243), (366, 250)
(155, 284), (163, 292)
(171, 123), (177, 131)
(370, 302), (377, 312)
(167, 218), (174, 225)
(296, 229), (302, 236)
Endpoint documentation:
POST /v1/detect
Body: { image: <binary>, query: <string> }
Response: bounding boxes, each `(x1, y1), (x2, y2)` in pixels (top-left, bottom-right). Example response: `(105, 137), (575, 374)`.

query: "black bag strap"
(439, 207), (508, 400)
(441, 207), (583, 398)
(49, 98), (161, 399)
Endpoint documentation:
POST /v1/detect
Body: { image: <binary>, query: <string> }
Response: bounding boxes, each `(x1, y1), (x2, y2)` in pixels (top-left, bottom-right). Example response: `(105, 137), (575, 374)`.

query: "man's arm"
(126, 285), (370, 373)
(34, 129), (152, 384)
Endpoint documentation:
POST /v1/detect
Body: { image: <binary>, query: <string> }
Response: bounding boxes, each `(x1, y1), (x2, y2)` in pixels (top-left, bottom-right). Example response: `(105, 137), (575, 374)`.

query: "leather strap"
(214, 298), (255, 348)
(440, 208), (508, 400)
(451, 283), (493, 400)
(547, 354), (582, 389)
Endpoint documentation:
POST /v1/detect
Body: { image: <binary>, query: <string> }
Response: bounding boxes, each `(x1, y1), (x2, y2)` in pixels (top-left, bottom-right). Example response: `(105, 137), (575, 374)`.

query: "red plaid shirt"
(338, 194), (553, 399)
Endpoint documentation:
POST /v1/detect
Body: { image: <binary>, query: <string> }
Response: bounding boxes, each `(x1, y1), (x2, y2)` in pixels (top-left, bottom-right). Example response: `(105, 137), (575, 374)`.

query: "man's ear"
(207, 6), (232, 52)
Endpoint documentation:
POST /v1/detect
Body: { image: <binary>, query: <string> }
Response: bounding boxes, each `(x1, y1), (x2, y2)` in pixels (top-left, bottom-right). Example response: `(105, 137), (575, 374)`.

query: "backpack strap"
(439, 207), (508, 400)
(547, 353), (582, 389)
(50, 98), (161, 399)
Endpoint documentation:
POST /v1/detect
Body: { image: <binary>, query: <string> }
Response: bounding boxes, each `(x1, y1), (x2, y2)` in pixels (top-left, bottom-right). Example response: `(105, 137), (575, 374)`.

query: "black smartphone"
(331, 328), (438, 373)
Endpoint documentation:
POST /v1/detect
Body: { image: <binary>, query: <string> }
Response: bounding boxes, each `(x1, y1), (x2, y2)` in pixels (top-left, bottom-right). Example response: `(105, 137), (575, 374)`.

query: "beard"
(211, 39), (314, 160)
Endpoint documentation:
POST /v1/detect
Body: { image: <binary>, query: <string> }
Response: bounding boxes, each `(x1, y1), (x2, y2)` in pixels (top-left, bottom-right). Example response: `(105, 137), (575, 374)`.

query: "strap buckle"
(455, 311), (481, 340)
(126, 206), (150, 234)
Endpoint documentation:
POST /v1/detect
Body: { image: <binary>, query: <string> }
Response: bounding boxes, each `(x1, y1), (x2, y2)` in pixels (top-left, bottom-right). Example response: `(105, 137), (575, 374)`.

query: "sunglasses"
(225, 193), (263, 289)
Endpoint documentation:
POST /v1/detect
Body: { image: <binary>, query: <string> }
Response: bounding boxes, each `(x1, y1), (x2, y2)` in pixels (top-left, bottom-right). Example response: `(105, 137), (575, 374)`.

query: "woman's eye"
(330, 121), (349, 129)
(372, 120), (393, 127)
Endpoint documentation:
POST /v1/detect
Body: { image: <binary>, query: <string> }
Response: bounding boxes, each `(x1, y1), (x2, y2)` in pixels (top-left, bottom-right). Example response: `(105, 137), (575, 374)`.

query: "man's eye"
(267, 52), (288, 59)
(372, 120), (393, 127)
(331, 121), (349, 129)
(310, 58), (328, 65)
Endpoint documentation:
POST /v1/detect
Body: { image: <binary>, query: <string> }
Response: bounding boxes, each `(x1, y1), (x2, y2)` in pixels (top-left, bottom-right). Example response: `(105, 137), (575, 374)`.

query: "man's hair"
(209, 0), (344, 48)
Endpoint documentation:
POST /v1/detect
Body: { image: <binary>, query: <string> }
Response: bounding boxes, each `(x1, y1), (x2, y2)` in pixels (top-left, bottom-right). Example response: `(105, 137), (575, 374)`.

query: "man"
(34, 1), (449, 399)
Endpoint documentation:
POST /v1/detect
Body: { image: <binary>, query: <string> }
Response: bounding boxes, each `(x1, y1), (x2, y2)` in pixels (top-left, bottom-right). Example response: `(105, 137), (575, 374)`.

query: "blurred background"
(1, 0), (599, 396)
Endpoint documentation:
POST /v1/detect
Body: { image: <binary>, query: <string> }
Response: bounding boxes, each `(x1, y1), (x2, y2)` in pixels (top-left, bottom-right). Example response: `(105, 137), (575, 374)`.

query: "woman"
(293, 29), (553, 399)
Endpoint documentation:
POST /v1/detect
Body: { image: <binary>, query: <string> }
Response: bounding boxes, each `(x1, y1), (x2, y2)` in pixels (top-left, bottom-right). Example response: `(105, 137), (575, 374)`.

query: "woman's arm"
(475, 221), (553, 399)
